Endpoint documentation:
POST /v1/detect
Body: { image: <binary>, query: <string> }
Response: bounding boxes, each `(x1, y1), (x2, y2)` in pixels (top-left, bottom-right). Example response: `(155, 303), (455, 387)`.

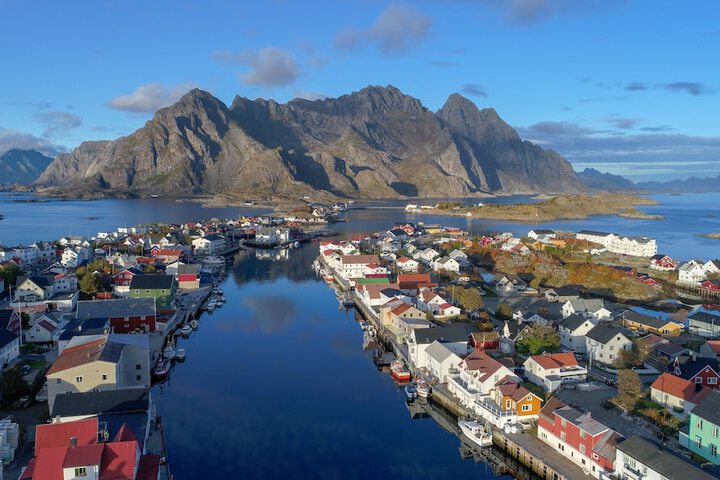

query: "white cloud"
(293, 91), (328, 101)
(107, 83), (197, 113)
(33, 111), (81, 138)
(0, 128), (65, 157)
(335, 4), (431, 55)
(214, 47), (299, 87)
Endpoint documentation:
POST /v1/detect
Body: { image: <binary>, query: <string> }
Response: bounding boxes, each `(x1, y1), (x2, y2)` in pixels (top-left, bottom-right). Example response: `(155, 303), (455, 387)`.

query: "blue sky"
(1, 0), (718, 181)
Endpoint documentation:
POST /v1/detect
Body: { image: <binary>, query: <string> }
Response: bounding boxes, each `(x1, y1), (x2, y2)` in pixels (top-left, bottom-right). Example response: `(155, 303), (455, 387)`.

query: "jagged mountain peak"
(0, 148), (54, 184)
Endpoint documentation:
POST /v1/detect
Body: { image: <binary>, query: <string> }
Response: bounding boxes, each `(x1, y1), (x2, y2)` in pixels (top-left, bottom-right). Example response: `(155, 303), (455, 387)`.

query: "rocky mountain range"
(0, 149), (53, 184)
(577, 167), (720, 193)
(36, 85), (585, 199)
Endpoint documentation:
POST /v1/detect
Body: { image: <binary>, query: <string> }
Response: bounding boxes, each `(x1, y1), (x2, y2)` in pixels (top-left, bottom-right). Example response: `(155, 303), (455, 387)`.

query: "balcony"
(476, 398), (517, 418)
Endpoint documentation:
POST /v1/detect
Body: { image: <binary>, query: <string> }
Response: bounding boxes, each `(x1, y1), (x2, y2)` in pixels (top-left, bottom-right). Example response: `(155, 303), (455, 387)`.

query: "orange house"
(493, 377), (543, 420)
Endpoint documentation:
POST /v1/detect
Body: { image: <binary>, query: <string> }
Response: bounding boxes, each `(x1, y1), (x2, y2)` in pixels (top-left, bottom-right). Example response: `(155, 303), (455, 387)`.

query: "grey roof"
(578, 230), (613, 237)
(546, 286), (580, 297)
(586, 324), (629, 344)
(691, 390), (720, 425)
(0, 330), (18, 350)
(177, 263), (199, 275)
(129, 274), (175, 290)
(51, 389), (150, 417)
(617, 435), (717, 480)
(99, 341), (124, 363)
(17, 275), (53, 288)
(77, 298), (156, 320)
(531, 229), (555, 235)
(620, 310), (673, 329)
(425, 340), (455, 363)
(567, 298), (606, 313)
(555, 406), (609, 436)
(414, 324), (475, 345)
(689, 311), (720, 327)
(560, 314), (590, 332)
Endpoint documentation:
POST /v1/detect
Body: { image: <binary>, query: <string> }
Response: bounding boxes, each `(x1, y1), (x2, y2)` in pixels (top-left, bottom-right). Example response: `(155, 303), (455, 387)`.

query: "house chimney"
(70, 436), (77, 448)
(691, 351), (697, 362)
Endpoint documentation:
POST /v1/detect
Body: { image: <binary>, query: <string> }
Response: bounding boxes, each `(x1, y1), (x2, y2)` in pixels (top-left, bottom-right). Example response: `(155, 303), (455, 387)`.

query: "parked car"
(21, 364), (32, 376)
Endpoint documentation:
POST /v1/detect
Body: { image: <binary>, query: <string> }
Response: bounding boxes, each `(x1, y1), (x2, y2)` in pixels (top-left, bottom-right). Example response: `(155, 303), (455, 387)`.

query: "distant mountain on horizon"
(0, 148), (53, 184)
(577, 167), (720, 193)
(35, 85), (584, 199)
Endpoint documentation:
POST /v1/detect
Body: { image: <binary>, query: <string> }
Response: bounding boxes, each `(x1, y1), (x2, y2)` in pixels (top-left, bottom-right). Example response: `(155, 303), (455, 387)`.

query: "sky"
(1, 0), (718, 182)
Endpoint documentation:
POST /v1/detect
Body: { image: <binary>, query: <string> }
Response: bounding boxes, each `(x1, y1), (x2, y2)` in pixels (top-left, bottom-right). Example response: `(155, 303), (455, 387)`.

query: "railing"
(477, 398), (516, 417)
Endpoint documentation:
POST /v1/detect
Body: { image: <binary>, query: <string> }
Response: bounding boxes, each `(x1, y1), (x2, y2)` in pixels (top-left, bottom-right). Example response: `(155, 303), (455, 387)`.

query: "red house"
(76, 298), (157, 333)
(700, 279), (720, 293)
(538, 397), (622, 478)
(678, 356), (720, 389)
(468, 331), (500, 350)
(111, 267), (143, 287)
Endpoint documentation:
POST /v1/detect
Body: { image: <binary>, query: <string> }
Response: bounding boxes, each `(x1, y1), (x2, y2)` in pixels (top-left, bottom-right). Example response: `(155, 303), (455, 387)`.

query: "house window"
(136, 375), (142, 381)
(506, 399), (512, 409)
(56, 379), (61, 384)
(696, 377), (703, 384)
(709, 377), (718, 385)
(697, 419), (704, 430)
(711, 444), (718, 457)
(560, 432), (566, 441)
(580, 444), (586, 454)
(136, 364), (142, 370)
(580, 431), (586, 440)
(102, 374), (108, 381)
(561, 418), (566, 427)
(696, 436), (702, 448)
(74, 467), (87, 476)
(75, 376), (83, 383)
(522, 404), (532, 412)
(713, 426), (718, 438)
(592, 453), (599, 460)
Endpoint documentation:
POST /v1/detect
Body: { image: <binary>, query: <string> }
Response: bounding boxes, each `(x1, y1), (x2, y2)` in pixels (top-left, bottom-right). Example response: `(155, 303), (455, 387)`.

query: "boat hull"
(459, 421), (493, 448)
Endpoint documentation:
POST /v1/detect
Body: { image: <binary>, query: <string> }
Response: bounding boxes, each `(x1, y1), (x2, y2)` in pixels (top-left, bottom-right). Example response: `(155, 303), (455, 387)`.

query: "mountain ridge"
(36, 86), (585, 199)
(0, 149), (54, 184)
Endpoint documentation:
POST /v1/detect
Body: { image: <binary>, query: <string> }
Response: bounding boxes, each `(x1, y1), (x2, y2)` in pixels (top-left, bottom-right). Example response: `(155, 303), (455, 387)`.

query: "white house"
(448, 249), (469, 265)
(433, 256), (460, 273)
(0, 330), (20, 366)
(192, 234), (226, 255)
(14, 276), (54, 303)
(528, 229), (556, 240)
(52, 274), (78, 294)
(576, 230), (657, 257)
(339, 255), (380, 280)
(650, 373), (711, 419)
(424, 341), (462, 383)
(408, 325), (472, 370)
(561, 298), (612, 321)
(396, 257), (419, 272)
(493, 274), (528, 294)
(523, 352), (588, 392)
(678, 260), (707, 285)
(447, 349), (519, 412)
(585, 324), (633, 365)
(558, 314), (595, 352)
(615, 435), (716, 480)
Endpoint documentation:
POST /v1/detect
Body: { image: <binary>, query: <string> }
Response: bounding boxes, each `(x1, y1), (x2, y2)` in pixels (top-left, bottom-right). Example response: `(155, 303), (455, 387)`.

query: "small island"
(412, 194), (662, 222)
(700, 232), (720, 239)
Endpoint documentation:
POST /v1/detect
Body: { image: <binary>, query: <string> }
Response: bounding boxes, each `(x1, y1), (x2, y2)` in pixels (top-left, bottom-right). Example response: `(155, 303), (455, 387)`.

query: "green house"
(129, 274), (176, 309)
(684, 390), (720, 464)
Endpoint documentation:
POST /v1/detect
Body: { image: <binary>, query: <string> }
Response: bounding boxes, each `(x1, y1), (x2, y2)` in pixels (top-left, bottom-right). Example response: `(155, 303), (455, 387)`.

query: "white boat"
(153, 361), (170, 379)
(163, 344), (176, 360)
(404, 384), (418, 401)
(416, 379), (431, 398)
(181, 325), (192, 336)
(458, 419), (493, 448)
(202, 256), (226, 266)
(206, 304), (215, 313)
(216, 288), (224, 295)
(176, 348), (186, 361)
(190, 319), (199, 329)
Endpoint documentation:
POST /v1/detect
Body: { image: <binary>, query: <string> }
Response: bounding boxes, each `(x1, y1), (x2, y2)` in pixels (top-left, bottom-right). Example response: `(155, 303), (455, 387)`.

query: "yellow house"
(493, 377), (543, 419)
(46, 338), (123, 412)
(620, 310), (682, 336)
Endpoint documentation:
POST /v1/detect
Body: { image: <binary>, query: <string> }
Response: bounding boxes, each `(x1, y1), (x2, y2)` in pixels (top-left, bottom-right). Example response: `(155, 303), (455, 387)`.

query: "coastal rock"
(0, 149), (53, 184)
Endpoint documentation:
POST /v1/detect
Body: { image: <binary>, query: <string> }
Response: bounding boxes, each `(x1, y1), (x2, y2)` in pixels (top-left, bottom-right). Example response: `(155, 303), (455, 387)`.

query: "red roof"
(391, 303), (412, 315)
(462, 350), (508, 382)
(25, 447), (66, 480)
(396, 256), (411, 263)
(62, 444), (104, 468)
(137, 455), (161, 480)
(651, 373), (711, 403)
(36, 418), (98, 450)
(706, 340), (720, 354)
(529, 352), (579, 370)
(112, 423), (138, 443)
(47, 338), (108, 376)
(100, 441), (138, 479)
(398, 273), (432, 284)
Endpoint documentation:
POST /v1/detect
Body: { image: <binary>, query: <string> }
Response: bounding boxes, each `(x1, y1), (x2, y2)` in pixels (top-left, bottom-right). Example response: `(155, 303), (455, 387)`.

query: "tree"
(79, 272), (102, 296)
(614, 369), (642, 411)
(447, 286), (484, 312)
(0, 366), (29, 406)
(0, 263), (22, 294)
(515, 324), (561, 354)
(496, 302), (513, 320)
(614, 344), (648, 369)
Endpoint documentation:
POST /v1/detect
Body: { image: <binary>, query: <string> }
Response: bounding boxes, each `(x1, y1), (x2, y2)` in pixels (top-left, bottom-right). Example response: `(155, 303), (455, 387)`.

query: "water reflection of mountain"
(229, 245), (318, 284)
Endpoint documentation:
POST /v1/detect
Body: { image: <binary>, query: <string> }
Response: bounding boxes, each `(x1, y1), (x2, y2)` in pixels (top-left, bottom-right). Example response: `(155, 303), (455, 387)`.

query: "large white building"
(576, 230), (657, 257)
(616, 435), (716, 480)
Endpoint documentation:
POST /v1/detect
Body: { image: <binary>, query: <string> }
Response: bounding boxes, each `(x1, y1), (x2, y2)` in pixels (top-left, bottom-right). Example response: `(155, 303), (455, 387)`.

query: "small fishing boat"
(404, 384), (418, 401)
(181, 325), (192, 336)
(176, 348), (186, 361)
(163, 344), (176, 360)
(202, 256), (226, 266)
(416, 379), (431, 399)
(153, 361), (170, 379)
(359, 321), (371, 331)
(458, 419), (493, 448)
(390, 360), (411, 383)
(342, 293), (355, 307)
(190, 319), (199, 329)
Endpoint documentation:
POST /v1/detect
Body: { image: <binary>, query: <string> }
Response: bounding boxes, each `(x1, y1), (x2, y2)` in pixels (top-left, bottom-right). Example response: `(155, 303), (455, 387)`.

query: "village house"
(561, 298), (612, 321)
(52, 273), (78, 294)
(176, 263), (200, 289)
(380, 301), (430, 339)
(524, 352), (588, 392)
(699, 340), (720, 361)
(492, 274), (529, 295)
(681, 390), (720, 465)
(678, 260), (708, 286)
(433, 256), (460, 273)
(396, 256), (419, 272)
(413, 247), (440, 264)
(14, 275), (54, 304)
(338, 254), (381, 280)
(398, 273), (437, 295)
(25, 311), (67, 343)
(618, 310), (683, 336)
(585, 324), (633, 366)
(528, 229), (556, 240)
(544, 286), (581, 303)
(576, 230), (657, 257)
(538, 397), (622, 479)
(129, 274), (176, 309)
(676, 356), (720, 389)
(0, 326), (20, 366)
(408, 324), (474, 370)
(19, 417), (160, 480)
(689, 311), (720, 337)
(77, 298), (157, 334)
(559, 314), (596, 353)
(499, 320), (533, 354)
(650, 372), (711, 418)
(191, 234), (226, 255)
(649, 254), (677, 271)
(356, 283), (401, 308)
(616, 435), (716, 480)
(423, 341), (462, 384)
(492, 377), (543, 422)
(468, 331), (501, 351)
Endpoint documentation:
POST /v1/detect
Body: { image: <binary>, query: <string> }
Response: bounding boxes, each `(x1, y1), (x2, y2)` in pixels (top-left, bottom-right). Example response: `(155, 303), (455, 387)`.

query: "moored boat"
(390, 360), (411, 383)
(416, 379), (431, 398)
(181, 325), (192, 336)
(163, 344), (176, 360)
(404, 384), (418, 401)
(190, 319), (199, 329)
(176, 348), (186, 361)
(153, 360), (170, 379)
(458, 419), (493, 448)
